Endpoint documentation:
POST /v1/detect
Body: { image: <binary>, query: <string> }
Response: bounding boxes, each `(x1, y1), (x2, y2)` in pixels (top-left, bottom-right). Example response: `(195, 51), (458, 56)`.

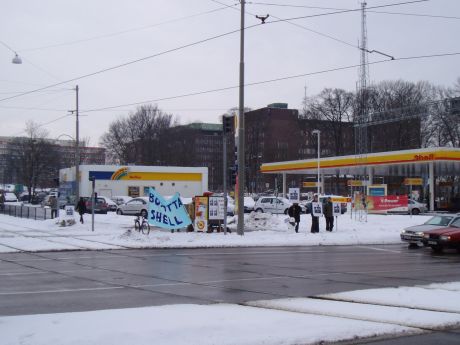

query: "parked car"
(82, 197), (108, 214)
(4, 192), (18, 203)
(400, 214), (459, 248)
(116, 197), (149, 217)
(112, 196), (133, 206)
(408, 199), (428, 215)
(97, 196), (118, 212)
(422, 216), (460, 252)
(243, 196), (255, 213)
(254, 196), (294, 214)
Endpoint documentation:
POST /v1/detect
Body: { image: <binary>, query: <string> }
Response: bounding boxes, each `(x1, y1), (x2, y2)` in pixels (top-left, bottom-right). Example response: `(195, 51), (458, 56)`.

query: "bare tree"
(305, 88), (354, 156)
(100, 104), (176, 164)
(6, 121), (60, 200)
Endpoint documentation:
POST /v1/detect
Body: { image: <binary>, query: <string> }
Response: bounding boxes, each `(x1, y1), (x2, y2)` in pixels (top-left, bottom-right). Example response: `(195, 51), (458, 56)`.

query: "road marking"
(0, 286), (124, 295)
(175, 250), (327, 256)
(0, 271), (48, 276)
(355, 246), (402, 254)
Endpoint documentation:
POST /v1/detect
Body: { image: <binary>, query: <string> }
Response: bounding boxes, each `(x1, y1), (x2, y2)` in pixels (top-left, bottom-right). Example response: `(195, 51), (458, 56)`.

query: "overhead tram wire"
(0, 24), (260, 104)
(212, 0), (360, 51)
(18, 5), (235, 53)
(247, 1), (459, 21)
(0, 0), (439, 104)
(79, 51), (460, 114)
(11, 114), (73, 137)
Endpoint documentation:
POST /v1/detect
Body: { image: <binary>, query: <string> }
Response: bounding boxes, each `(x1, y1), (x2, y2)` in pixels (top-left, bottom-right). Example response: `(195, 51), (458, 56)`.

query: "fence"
(0, 204), (54, 220)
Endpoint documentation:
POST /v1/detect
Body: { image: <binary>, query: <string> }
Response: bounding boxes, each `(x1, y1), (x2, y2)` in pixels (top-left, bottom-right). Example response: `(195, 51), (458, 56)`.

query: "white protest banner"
(148, 188), (191, 229)
(288, 188), (300, 203)
(333, 202), (341, 216)
(312, 202), (322, 217)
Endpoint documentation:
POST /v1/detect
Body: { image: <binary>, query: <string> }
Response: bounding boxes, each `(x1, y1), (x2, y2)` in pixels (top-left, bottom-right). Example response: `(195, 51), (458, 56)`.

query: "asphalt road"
(1, 244), (460, 343)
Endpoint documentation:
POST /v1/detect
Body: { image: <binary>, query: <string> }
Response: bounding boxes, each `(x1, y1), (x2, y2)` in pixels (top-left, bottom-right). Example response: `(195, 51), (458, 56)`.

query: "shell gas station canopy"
(260, 147), (460, 211)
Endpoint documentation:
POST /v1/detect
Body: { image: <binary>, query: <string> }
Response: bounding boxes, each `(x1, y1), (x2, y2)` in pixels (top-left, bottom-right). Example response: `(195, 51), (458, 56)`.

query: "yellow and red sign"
(403, 178), (423, 186)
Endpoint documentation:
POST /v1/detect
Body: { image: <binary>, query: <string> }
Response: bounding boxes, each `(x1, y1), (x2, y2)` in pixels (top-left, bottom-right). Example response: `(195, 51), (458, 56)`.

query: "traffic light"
(229, 166), (237, 186)
(223, 115), (233, 134)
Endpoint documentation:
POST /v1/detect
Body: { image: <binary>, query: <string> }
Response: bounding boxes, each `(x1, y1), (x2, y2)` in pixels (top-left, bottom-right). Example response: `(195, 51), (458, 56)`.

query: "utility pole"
(237, 0), (245, 236)
(75, 85), (80, 203)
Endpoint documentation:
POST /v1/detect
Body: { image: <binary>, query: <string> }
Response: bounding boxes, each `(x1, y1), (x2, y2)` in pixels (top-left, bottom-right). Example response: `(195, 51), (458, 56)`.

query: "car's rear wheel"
(256, 208), (263, 213)
(411, 208), (420, 215)
(116, 209), (123, 215)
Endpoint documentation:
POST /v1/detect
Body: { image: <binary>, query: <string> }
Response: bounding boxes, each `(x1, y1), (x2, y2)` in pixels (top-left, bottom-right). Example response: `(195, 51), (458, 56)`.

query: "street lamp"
(11, 53), (22, 64)
(312, 129), (321, 195)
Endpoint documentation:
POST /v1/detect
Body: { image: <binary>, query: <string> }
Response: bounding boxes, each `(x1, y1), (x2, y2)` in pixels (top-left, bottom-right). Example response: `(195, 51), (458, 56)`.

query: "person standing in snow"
(50, 196), (59, 219)
(288, 202), (302, 233)
(323, 197), (334, 232)
(75, 197), (87, 224)
(310, 194), (320, 233)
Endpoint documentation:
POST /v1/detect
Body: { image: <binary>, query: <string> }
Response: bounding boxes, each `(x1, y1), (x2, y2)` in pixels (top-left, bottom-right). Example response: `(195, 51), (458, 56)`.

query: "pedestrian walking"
(76, 197), (87, 224)
(288, 202), (302, 233)
(323, 197), (334, 231)
(50, 196), (59, 219)
(310, 194), (320, 233)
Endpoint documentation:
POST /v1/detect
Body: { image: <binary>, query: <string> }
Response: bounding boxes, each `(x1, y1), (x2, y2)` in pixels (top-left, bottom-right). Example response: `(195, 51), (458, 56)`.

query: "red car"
(422, 216), (460, 253)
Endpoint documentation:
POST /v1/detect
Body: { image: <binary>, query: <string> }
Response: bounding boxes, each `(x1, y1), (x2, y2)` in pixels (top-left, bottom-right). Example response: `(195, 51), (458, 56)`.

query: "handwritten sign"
(148, 188), (191, 229)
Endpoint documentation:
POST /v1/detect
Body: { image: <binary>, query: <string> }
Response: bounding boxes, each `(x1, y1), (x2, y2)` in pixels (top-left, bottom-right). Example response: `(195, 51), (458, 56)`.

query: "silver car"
(116, 197), (149, 217)
(401, 214), (459, 247)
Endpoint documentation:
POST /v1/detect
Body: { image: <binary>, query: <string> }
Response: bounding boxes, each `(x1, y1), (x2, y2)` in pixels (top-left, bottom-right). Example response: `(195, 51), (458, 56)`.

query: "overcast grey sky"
(1, 0), (459, 146)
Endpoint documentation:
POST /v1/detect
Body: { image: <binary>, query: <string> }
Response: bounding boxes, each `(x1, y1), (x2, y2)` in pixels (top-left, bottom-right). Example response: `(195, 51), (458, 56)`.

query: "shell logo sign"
(111, 167), (129, 180)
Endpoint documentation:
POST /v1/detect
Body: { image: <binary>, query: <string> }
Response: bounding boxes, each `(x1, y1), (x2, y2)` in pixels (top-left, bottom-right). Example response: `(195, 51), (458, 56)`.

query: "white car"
(408, 199), (427, 215)
(116, 197), (149, 217)
(254, 196), (293, 214)
(4, 192), (18, 202)
(244, 196), (255, 213)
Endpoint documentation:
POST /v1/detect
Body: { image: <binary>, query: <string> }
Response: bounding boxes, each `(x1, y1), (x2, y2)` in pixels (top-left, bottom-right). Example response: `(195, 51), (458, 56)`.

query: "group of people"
(288, 195), (335, 233)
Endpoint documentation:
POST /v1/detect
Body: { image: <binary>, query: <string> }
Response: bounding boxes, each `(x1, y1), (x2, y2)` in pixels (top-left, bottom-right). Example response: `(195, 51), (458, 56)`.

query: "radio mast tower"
(354, 1), (370, 221)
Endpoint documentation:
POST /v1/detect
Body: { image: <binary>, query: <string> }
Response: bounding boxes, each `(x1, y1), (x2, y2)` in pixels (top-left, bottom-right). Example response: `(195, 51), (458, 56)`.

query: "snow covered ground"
(0, 211), (431, 253)
(2, 281), (460, 345)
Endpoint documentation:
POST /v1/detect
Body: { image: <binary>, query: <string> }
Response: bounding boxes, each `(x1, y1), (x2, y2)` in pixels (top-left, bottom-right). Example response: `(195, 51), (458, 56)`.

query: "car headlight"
(401, 230), (406, 234)
(440, 236), (451, 241)
(415, 232), (424, 236)
(423, 233), (430, 238)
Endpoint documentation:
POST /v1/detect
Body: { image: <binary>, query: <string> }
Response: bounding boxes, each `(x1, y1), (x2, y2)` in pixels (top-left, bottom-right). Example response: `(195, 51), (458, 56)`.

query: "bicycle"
(134, 214), (150, 235)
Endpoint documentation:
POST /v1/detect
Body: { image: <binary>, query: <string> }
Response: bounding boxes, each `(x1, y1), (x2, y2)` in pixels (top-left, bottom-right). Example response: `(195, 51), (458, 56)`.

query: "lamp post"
(312, 129), (321, 195)
(68, 85), (80, 204)
(236, 0), (245, 236)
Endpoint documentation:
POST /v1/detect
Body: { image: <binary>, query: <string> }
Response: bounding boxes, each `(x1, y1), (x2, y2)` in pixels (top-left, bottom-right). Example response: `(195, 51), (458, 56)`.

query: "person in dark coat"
(323, 197), (334, 232)
(288, 202), (302, 233)
(75, 197), (87, 224)
(50, 196), (59, 219)
(310, 194), (320, 233)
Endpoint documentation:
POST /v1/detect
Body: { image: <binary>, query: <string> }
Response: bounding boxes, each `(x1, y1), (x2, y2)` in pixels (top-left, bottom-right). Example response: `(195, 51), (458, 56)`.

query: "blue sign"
(148, 188), (192, 229)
